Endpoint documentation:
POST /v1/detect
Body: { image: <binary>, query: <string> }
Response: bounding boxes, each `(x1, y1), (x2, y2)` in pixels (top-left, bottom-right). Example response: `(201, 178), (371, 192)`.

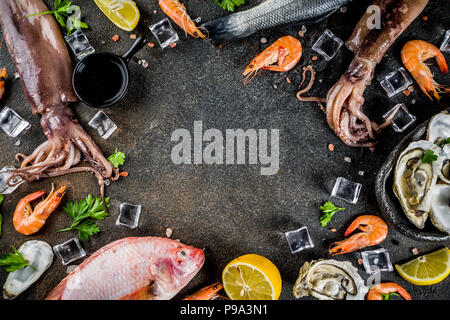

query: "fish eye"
(178, 249), (187, 259)
(249, 65), (254, 69)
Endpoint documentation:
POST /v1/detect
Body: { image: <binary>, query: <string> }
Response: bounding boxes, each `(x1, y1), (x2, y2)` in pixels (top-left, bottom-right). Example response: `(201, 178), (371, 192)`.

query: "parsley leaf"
(319, 201), (345, 227)
(58, 195), (110, 240)
(26, 0), (88, 36)
(0, 246), (37, 272)
(213, 0), (245, 12)
(440, 137), (450, 148)
(0, 195), (3, 237)
(107, 149), (126, 169)
(382, 292), (400, 300)
(422, 150), (438, 164)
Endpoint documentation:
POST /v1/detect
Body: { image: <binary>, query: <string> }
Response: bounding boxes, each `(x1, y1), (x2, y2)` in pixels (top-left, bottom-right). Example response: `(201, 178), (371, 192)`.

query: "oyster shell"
(429, 184), (450, 235)
(427, 111), (450, 184)
(293, 259), (368, 300)
(393, 140), (442, 229)
(3, 240), (53, 299)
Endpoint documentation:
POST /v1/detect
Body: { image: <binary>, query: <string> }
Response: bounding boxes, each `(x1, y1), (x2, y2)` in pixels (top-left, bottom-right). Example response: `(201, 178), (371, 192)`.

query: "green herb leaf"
(0, 246), (37, 272)
(422, 150), (438, 164)
(440, 137), (450, 148)
(319, 201), (345, 227)
(382, 292), (400, 300)
(213, 0), (245, 12)
(108, 149), (126, 169)
(59, 194), (109, 240)
(26, 0), (88, 36)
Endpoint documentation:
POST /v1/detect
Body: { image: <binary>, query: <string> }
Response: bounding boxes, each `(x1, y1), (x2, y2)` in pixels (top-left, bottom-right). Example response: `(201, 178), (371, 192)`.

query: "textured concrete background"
(0, 0), (449, 300)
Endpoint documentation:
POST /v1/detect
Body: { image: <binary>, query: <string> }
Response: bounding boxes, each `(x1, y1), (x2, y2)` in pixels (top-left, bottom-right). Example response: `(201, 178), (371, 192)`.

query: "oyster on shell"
(393, 140), (442, 229)
(293, 259), (368, 300)
(429, 184), (450, 235)
(427, 111), (450, 184)
(3, 240), (53, 300)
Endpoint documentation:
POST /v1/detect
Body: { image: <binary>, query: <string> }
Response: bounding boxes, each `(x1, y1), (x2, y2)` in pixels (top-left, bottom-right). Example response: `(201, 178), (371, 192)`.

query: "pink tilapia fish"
(46, 237), (205, 300)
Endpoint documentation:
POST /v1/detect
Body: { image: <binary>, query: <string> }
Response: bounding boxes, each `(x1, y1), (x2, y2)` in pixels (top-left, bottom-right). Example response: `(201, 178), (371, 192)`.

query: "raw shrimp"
(367, 282), (412, 300)
(329, 215), (388, 255)
(183, 282), (227, 300)
(159, 0), (206, 39)
(13, 184), (67, 235)
(243, 36), (302, 84)
(401, 40), (449, 100)
(0, 68), (6, 100)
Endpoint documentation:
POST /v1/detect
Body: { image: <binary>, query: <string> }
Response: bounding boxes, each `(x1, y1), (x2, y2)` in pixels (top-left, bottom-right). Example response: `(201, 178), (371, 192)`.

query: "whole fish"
(46, 237), (205, 300)
(203, 0), (353, 44)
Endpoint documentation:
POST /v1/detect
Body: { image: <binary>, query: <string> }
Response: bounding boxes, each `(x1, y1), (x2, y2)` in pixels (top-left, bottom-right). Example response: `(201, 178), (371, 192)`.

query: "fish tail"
(202, 14), (247, 44)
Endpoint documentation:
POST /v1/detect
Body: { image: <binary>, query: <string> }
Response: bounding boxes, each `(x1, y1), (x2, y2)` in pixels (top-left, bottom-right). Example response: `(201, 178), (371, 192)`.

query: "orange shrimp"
(329, 215), (388, 256)
(243, 36), (302, 84)
(0, 68), (6, 100)
(183, 282), (227, 300)
(367, 282), (412, 300)
(159, 0), (206, 39)
(401, 40), (449, 100)
(13, 184), (67, 235)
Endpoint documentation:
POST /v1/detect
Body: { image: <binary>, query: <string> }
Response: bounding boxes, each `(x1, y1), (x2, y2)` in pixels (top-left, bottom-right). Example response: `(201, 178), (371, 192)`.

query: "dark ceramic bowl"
(375, 109), (450, 242)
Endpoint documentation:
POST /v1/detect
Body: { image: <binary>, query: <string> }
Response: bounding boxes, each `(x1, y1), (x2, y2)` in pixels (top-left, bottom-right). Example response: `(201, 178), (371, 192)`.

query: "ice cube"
(383, 104), (416, 133)
(88, 111), (117, 139)
(285, 226), (314, 254)
(53, 238), (86, 265)
(312, 29), (344, 61)
(361, 248), (393, 274)
(0, 107), (31, 138)
(379, 67), (413, 97)
(331, 177), (362, 204)
(0, 166), (24, 195)
(116, 203), (142, 229)
(440, 30), (450, 53)
(65, 29), (95, 59)
(149, 18), (179, 49)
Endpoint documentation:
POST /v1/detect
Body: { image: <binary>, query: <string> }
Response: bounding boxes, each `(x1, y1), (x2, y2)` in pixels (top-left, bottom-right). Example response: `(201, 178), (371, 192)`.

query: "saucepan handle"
(122, 36), (148, 64)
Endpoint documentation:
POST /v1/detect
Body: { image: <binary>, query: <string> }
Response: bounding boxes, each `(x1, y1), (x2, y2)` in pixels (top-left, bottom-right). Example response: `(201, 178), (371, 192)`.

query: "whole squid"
(0, 0), (117, 196)
(325, 0), (429, 149)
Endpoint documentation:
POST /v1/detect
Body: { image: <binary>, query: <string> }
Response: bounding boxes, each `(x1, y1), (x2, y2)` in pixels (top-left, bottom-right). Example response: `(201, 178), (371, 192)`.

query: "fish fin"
(203, 8), (339, 45)
(120, 281), (159, 300)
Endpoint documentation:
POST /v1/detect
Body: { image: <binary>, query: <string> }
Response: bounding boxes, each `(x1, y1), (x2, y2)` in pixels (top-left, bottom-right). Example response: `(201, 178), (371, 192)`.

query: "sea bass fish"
(203, 0), (352, 44)
(46, 237), (205, 300)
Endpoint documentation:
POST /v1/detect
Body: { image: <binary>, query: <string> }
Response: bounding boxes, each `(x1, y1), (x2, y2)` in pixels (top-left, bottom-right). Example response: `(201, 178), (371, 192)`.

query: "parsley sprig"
(422, 150), (438, 164)
(319, 201), (345, 227)
(440, 137), (450, 149)
(0, 195), (3, 237)
(0, 246), (37, 273)
(26, 0), (88, 36)
(58, 194), (110, 240)
(213, 0), (245, 11)
(107, 149), (126, 169)
(381, 292), (400, 300)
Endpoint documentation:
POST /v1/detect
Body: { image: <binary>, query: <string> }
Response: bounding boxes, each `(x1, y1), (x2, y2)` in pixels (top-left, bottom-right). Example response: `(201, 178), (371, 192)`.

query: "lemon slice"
(94, 0), (140, 31)
(395, 247), (450, 285)
(222, 254), (282, 300)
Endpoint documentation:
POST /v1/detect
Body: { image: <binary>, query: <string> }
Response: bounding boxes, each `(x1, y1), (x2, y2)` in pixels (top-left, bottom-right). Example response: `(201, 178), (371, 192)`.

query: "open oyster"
(3, 240), (53, 299)
(393, 140), (442, 229)
(427, 111), (450, 184)
(293, 259), (368, 300)
(429, 184), (450, 235)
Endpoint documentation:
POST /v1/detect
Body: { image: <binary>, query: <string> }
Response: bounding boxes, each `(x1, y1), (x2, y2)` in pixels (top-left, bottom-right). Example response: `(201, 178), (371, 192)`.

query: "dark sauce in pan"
(73, 55), (128, 106)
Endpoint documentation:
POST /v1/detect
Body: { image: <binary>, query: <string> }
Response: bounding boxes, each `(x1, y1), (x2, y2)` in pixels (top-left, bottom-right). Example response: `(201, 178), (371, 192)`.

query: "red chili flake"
(312, 56), (318, 61)
(147, 42), (155, 48)
(129, 34), (137, 39)
(412, 248), (419, 255)
(328, 144), (335, 152)
(358, 258), (363, 265)
(286, 77), (291, 84)
(170, 42), (177, 48)
(112, 35), (120, 42)
(119, 171), (129, 177)
(402, 89), (411, 96)
(330, 228), (337, 232)
(422, 16), (428, 21)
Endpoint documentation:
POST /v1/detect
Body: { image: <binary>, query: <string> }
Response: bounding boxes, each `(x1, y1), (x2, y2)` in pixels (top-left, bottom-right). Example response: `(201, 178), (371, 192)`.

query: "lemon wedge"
(395, 247), (450, 285)
(94, 0), (140, 31)
(222, 254), (282, 300)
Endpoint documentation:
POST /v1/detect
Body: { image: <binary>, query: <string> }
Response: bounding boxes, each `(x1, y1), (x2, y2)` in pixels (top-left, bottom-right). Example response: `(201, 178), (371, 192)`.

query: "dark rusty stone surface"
(0, 0), (449, 300)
